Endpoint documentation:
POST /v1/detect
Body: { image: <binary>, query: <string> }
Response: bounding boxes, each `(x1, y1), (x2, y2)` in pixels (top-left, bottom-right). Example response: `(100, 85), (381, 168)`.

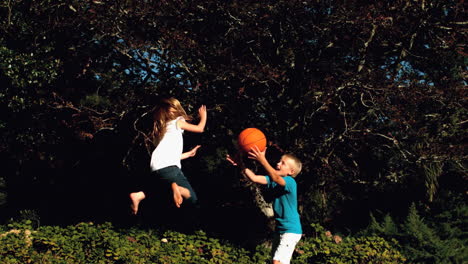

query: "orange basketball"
(238, 128), (267, 152)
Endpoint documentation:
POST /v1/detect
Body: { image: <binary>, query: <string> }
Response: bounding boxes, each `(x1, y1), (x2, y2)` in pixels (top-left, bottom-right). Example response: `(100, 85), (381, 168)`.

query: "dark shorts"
(148, 166), (198, 205)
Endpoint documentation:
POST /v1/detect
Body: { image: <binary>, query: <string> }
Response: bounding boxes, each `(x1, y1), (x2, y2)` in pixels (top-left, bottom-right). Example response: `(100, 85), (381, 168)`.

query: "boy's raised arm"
(226, 154), (267, 185)
(248, 146), (286, 186)
(242, 168), (268, 185)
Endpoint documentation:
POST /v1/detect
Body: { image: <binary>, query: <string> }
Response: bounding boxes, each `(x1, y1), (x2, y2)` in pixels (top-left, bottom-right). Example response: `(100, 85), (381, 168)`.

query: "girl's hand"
(198, 105), (207, 120)
(181, 145), (201, 160)
(186, 145), (201, 157)
(247, 145), (267, 162)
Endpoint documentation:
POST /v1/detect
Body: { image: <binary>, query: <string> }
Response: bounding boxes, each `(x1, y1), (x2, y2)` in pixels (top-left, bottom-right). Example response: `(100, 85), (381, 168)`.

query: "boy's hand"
(226, 153), (245, 169)
(247, 145), (267, 162)
(226, 154), (239, 166)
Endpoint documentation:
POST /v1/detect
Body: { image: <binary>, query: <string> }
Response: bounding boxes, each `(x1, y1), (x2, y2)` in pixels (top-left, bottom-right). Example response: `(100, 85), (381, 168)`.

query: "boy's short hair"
(283, 153), (302, 177)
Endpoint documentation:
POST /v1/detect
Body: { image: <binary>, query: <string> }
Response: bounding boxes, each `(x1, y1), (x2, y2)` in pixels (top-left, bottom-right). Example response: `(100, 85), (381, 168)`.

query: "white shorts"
(272, 233), (302, 264)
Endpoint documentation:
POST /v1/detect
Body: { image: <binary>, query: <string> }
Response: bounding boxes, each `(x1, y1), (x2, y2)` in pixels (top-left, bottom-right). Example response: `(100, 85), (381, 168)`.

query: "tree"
(0, 0), (465, 238)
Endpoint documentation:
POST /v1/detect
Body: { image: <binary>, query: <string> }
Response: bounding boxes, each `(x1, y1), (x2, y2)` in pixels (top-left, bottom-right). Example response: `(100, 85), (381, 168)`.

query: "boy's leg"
(129, 191), (146, 215)
(271, 233), (302, 264)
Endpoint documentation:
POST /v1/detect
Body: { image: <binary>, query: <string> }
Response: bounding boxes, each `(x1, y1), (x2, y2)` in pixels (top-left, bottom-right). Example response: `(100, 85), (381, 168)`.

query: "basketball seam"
(239, 128), (257, 145)
(244, 138), (266, 146)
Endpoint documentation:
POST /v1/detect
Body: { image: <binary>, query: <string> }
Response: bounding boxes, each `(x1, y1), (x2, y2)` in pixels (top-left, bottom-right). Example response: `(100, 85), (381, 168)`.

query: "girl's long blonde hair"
(150, 97), (191, 146)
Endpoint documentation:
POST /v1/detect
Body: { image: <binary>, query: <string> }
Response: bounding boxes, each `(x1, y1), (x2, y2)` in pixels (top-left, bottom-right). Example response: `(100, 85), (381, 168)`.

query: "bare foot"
(130, 202), (138, 215)
(129, 192), (145, 215)
(172, 183), (183, 208)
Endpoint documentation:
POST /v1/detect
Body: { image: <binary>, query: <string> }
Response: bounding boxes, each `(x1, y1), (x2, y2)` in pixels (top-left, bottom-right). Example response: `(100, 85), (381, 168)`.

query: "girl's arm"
(248, 146), (286, 186)
(178, 105), (207, 133)
(181, 145), (201, 160)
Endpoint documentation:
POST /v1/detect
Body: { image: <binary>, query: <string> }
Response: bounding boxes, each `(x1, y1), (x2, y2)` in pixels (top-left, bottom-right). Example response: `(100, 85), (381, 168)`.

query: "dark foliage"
(0, 0), (465, 247)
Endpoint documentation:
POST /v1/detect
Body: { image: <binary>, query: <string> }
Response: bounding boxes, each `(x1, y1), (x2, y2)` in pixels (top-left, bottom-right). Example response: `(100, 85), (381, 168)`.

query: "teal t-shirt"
(266, 176), (302, 234)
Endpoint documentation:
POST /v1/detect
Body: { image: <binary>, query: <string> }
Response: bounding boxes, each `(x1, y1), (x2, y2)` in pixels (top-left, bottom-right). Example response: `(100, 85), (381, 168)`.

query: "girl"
(130, 97), (207, 215)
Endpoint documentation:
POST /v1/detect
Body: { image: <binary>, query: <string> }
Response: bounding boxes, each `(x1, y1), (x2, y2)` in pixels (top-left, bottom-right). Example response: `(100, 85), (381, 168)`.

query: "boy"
(227, 145), (302, 264)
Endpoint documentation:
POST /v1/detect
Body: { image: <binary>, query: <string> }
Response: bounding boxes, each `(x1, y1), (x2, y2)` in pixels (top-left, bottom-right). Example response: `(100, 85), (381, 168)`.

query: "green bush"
(0, 221), (406, 263)
(293, 223), (406, 264)
(154, 230), (253, 263)
(0, 221), (260, 264)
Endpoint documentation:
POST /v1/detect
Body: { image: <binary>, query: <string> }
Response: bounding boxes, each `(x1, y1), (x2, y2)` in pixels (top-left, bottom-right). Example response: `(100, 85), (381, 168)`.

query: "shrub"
(0, 221), (261, 264)
(362, 203), (468, 264)
(293, 223), (406, 264)
(0, 221), (407, 263)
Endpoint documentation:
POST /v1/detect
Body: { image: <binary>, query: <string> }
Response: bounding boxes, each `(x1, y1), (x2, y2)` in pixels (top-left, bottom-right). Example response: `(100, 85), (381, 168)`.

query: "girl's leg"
(157, 166), (198, 207)
(175, 171), (198, 206)
(171, 183), (183, 208)
(179, 185), (192, 198)
(129, 191), (146, 215)
(171, 182), (191, 208)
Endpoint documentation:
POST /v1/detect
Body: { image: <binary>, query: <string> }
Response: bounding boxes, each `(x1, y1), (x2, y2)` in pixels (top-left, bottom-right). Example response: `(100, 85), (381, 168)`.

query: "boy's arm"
(181, 145), (201, 160)
(242, 168), (268, 185)
(226, 154), (267, 185)
(178, 105), (207, 133)
(248, 146), (286, 186)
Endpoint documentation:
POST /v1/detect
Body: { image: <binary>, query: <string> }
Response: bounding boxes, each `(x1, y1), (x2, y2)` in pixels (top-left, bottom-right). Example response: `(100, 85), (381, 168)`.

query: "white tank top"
(150, 116), (184, 171)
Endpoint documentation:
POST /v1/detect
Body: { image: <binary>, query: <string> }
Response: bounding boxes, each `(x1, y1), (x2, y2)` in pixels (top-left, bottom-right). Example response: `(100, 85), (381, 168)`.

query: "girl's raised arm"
(178, 105), (207, 133)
